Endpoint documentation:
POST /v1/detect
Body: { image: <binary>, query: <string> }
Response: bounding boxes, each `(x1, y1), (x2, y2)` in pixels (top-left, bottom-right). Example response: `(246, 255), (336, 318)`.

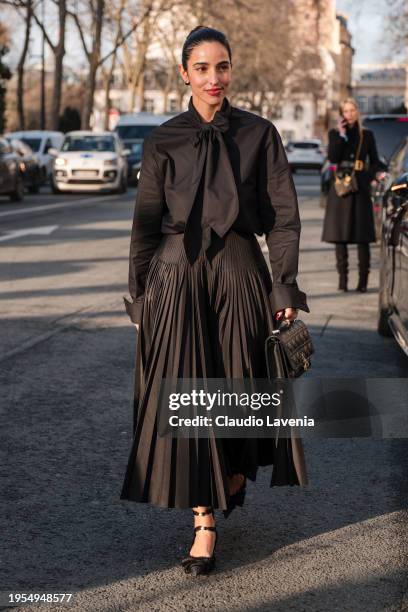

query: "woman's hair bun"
(187, 25), (207, 38)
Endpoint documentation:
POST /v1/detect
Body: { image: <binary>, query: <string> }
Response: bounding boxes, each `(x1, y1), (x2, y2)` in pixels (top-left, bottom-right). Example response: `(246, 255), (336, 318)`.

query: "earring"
(184, 81), (190, 85)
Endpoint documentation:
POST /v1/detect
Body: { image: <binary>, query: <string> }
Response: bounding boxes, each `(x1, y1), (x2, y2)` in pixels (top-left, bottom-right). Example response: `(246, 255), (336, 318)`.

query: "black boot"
(338, 272), (348, 292)
(356, 271), (369, 292)
(356, 244), (370, 292)
(335, 244), (348, 292)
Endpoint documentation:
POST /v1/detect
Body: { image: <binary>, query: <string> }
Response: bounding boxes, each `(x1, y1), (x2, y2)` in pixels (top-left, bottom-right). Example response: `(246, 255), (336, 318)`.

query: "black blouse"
(124, 95), (310, 324)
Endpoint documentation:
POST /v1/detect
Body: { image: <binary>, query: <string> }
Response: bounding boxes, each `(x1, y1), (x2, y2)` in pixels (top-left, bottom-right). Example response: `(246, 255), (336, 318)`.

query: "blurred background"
(0, 0), (406, 137)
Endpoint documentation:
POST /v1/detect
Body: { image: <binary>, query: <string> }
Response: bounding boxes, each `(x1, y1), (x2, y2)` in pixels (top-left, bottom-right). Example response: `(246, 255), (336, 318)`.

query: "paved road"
(0, 177), (407, 611)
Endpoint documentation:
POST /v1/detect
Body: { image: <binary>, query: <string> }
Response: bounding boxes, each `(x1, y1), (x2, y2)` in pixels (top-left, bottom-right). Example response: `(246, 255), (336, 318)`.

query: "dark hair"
(181, 25), (232, 71)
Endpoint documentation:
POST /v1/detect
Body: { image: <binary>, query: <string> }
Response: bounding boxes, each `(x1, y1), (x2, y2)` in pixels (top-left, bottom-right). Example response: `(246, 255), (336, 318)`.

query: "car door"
(0, 139), (13, 193)
(391, 147), (408, 333)
(42, 137), (54, 176)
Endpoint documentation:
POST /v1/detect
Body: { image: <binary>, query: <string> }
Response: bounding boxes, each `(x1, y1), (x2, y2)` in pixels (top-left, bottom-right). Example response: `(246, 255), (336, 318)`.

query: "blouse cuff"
(269, 282), (310, 315)
(123, 295), (144, 324)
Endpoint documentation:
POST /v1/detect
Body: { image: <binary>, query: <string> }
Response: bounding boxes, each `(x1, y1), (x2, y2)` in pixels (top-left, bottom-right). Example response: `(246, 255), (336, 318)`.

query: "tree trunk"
(50, 0), (66, 130)
(103, 54), (116, 130)
(16, 0), (32, 130)
(82, 0), (105, 129)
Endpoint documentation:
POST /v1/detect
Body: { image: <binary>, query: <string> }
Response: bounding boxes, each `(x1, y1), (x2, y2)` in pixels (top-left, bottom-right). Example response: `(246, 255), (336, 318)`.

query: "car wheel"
(116, 172), (128, 194)
(9, 175), (25, 202)
(51, 181), (61, 194)
(377, 240), (393, 337)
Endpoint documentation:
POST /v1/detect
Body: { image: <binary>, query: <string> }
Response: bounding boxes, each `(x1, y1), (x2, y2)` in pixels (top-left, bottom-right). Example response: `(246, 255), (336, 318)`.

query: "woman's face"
(179, 41), (232, 107)
(342, 102), (359, 126)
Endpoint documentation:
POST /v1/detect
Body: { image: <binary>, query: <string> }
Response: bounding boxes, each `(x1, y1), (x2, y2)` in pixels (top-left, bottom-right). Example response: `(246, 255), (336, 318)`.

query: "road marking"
(0, 193), (128, 219)
(0, 225), (58, 242)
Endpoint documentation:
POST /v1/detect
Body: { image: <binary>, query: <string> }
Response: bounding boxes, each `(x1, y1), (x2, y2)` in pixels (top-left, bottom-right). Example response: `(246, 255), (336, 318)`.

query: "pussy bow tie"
(183, 96), (239, 264)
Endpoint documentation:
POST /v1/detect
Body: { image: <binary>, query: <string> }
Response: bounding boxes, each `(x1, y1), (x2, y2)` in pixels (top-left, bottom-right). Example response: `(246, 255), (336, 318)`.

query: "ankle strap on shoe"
(194, 525), (216, 532)
(193, 508), (213, 516)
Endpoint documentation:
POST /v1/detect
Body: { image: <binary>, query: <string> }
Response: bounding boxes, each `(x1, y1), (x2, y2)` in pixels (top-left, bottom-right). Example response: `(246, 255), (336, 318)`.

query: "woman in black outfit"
(120, 26), (310, 576)
(322, 97), (386, 292)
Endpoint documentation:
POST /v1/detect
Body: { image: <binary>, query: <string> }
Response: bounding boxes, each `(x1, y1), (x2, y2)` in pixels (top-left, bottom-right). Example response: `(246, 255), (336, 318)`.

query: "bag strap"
(334, 126), (364, 180)
(351, 127), (364, 176)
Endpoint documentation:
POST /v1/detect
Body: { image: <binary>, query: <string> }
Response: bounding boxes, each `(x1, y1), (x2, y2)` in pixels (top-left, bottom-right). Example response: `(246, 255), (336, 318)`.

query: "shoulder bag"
(333, 127), (364, 197)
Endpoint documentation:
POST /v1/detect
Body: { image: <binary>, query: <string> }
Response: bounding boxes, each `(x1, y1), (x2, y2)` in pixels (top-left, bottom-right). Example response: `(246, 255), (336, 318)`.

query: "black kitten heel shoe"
(181, 508), (217, 576)
(223, 475), (247, 519)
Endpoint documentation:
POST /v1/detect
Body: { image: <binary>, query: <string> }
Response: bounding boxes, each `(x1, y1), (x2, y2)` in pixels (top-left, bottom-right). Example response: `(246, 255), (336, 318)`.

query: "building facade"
(352, 64), (407, 116)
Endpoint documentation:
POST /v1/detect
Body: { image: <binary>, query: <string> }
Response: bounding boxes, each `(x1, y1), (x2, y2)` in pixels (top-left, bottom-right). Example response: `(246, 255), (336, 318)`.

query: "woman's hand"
(275, 307), (298, 322)
(337, 117), (347, 137)
(133, 323), (140, 331)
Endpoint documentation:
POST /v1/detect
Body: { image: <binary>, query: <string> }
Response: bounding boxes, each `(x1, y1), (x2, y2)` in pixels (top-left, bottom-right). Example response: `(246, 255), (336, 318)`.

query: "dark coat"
(124, 95), (309, 323)
(321, 124), (384, 244)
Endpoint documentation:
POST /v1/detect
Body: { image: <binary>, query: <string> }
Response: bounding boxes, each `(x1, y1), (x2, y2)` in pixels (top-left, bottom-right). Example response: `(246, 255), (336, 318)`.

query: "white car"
(4, 130), (64, 182)
(286, 139), (325, 173)
(52, 131), (129, 194)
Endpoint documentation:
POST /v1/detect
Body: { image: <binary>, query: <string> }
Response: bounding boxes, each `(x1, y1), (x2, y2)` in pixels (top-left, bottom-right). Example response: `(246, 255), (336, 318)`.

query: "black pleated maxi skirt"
(120, 230), (307, 510)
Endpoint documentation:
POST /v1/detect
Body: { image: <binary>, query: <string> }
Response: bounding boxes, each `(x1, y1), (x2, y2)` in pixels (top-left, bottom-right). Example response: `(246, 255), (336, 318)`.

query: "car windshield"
(116, 125), (156, 140)
(288, 142), (320, 149)
(20, 137), (42, 152)
(61, 136), (115, 152)
(362, 117), (408, 161)
(125, 142), (143, 157)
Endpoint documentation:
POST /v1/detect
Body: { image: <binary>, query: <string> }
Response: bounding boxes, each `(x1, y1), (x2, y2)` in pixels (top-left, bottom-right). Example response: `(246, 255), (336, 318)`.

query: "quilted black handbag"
(265, 319), (314, 379)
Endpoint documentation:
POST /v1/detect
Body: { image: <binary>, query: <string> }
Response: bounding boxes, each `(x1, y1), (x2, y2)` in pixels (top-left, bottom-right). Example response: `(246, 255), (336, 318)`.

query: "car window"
(389, 142), (407, 175)
(43, 138), (53, 153)
(0, 139), (10, 154)
(288, 142), (320, 149)
(61, 136), (116, 152)
(115, 125), (156, 140)
(20, 137), (42, 152)
(362, 117), (408, 161)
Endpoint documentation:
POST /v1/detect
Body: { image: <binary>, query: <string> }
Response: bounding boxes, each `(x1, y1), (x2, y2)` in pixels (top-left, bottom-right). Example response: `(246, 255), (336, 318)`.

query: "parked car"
(4, 130), (64, 183)
(114, 112), (175, 184)
(377, 135), (408, 355)
(5, 137), (42, 193)
(362, 115), (408, 238)
(51, 131), (129, 194)
(286, 139), (325, 173)
(0, 137), (25, 201)
(362, 115), (408, 162)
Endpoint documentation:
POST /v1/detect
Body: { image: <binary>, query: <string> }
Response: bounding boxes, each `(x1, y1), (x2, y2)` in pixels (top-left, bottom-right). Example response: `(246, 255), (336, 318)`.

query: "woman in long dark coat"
(120, 26), (310, 576)
(322, 97), (386, 292)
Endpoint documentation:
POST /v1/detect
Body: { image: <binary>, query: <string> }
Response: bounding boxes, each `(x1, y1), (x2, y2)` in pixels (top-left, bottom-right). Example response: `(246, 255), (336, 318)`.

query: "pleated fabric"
(120, 230), (307, 509)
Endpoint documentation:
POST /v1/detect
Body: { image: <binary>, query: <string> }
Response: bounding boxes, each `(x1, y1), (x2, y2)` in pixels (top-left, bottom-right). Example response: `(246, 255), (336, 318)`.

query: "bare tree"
(0, 0), (33, 129)
(68, 0), (105, 128)
(384, 0), (408, 56)
(100, 0), (126, 128)
(17, 0), (32, 129)
(26, 0), (68, 129)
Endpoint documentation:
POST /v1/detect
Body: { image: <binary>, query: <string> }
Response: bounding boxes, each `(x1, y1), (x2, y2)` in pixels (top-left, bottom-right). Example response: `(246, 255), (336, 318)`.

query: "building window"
(168, 98), (178, 112)
(294, 104), (304, 121)
(273, 105), (283, 119)
(145, 98), (154, 113)
(356, 96), (367, 112)
(370, 95), (383, 113)
(384, 96), (395, 111)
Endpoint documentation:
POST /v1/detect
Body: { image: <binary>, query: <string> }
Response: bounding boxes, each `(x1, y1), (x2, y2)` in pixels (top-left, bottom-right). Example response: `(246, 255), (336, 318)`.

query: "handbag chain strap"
(334, 126), (364, 180)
